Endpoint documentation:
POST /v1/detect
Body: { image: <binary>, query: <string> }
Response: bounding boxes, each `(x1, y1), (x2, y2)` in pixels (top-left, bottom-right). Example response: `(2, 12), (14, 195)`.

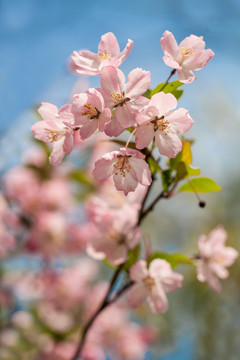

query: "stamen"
(152, 116), (170, 135)
(181, 46), (194, 57)
(144, 275), (155, 290)
(113, 155), (131, 177)
(44, 129), (62, 142)
(110, 89), (125, 106)
(81, 104), (99, 119)
(95, 50), (111, 61)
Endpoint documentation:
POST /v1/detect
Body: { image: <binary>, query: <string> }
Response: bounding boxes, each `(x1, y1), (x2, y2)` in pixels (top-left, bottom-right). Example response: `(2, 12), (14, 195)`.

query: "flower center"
(81, 104), (100, 119)
(152, 116), (170, 134)
(44, 129), (63, 142)
(113, 155), (131, 177)
(144, 275), (155, 290)
(95, 50), (111, 61)
(181, 46), (194, 57)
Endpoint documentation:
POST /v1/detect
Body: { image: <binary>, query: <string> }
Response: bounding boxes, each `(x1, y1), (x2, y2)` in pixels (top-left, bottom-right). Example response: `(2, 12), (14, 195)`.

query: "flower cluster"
(32, 30), (214, 196)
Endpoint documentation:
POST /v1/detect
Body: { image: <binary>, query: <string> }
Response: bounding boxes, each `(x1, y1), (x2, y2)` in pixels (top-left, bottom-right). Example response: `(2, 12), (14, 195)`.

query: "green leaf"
(148, 156), (161, 174)
(169, 152), (182, 170)
(150, 81), (184, 99)
(178, 177), (222, 193)
(161, 170), (172, 191)
(123, 245), (140, 272)
(148, 251), (193, 268)
(176, 162), (188, 181)
(142, 88), (152, 99)
(184, 163), (201, 178)
(70, 170), (95, 189)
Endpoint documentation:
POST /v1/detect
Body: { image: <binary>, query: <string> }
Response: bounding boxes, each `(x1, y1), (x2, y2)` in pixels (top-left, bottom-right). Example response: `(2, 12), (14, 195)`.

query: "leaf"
(142, 88), (151, 99)
(178, 177), (222, 193)
(169, 152), (182, 170)
(147, 252), (193, 268)
(123, 245), (140, 272)
(161, 170), (172, 191)
(181, 140), (192, 164)
(148, 156), (161, 174)
(150, 81), (184, 99)
(176, 162), (200, 181)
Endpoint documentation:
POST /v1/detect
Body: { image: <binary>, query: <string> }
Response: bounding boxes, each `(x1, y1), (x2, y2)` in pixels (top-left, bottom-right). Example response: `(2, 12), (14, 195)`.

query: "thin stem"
(71, 264), (123, 360)
(137, 174), (156, 226)
(159, 69), (176, 92)
(125, 127), (137, 149)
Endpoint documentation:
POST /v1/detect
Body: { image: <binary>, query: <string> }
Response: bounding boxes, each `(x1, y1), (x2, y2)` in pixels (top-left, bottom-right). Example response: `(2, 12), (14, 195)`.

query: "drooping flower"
(160, 30), (214, 83)
(128, 259), (183, 313)
(196, 225), (238, 292)
(100, 66), (150, 136)
(31, 103), (76, 165)
(92, 148), (152, 195)
(72, 88), (111, 140)
(135, 92), (193, 158)
(71, 32), (133, 76)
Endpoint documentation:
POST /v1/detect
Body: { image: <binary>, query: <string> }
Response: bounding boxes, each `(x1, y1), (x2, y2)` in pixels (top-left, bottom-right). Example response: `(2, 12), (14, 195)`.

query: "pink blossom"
(71, 32), (133, 76)
(160, 30), (214, 83)
(197, 225), (238, 292)
(72, 88), (111, 140)
(31, 102), (76, 165)
(128, 259), (183, 313)
(135, 92), (193, 158)
(92, 148), (152, 195)
(100, 66), (150, 136)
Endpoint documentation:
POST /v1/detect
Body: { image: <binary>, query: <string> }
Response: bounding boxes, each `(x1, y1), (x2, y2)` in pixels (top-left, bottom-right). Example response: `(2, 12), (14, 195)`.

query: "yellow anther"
(152, 116), (170, 134)
(181, 46), (194, 57)
(144, 275), (155, 290)
(110, 89), (125, 106)
(44, 129), (61, 142)
(81, 104), (99, 119)
(113, 155), (131, 177)
(95, 50), (111, 61)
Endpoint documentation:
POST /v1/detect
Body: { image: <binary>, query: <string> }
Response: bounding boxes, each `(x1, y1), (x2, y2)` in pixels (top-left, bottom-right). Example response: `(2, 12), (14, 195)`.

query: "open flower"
(92, 148), (152, 195)
(197, 225), (238, 292)
(31, 103), (76, 165)
(72, 88), (111, 140)
(160, 31), (214, 83)
(128, 259), (183, 313)
(135, 92), (193, 158)
(71, 32), (133, 76)
(100, 66), (150, 136)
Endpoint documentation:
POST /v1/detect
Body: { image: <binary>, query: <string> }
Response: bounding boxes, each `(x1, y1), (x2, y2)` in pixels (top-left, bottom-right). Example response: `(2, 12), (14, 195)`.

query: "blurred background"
(0, 0), (240, 359)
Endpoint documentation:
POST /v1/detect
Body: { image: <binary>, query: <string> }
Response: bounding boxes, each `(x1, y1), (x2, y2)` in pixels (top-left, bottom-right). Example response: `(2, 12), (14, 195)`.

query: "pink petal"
(106, 244), (127, 265)
(150, 92), (177, 115)
(38, 102), (58, 121)
(130, 260), (148, 282)
(71, 50), (99, 76)
(147, 284), (168, 313)
(136, 105), (158, 126)
(49, 138), (65, 166)
(86, 88), (105, 112)
(208, 225), (227, 247)
(98, 108), (111, 132)
(179, 34), (206, 51)
(80, 121), (98, 140)
(135, 124), (154, 149)
(92, 157), (116, 180)
(100, 66), (125, 93)
(114, 103), (136, 128)
(104, 117), (125, 137)
(155, 131), (182, 158)
(113, 171), (138, 195)
(128, 157), (152, 186)
(58, 104), (74, 123)
(183, 49), (215, 71)
(31, 120), (63, 143)
(118, 38), (133, 65)
(160, 31), (180, 60)
(162, 55), (182, 70)
(63, 131), (73, 155)
(209, 262), (229, 279)
(166, 108), (194, 134)
(128, 283), (148, 308)
(98, 32), (120, 57)
(124, 68), (151, 99)
(177, 68), (195, 84)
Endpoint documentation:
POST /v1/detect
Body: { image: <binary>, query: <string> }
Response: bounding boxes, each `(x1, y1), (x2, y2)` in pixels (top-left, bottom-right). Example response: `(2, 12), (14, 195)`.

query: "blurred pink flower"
(197, 225), (238, 292)
(128, 259), (183, 313)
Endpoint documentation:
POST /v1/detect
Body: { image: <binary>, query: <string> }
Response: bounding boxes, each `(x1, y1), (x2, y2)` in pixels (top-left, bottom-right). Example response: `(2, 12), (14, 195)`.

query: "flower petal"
(150, 92), (177, 115)
(128, 157), (152, 186)
(166, 108), (194, 134)
(130, 260), (148, 282)
(147, 284), (168, 313)
(124, 68), (151, 99)
(128, 283), (148, 308)
(38, 102), (58, 121)
(71, 50), (99, 75)
(98, 32), (120, 57)
(155, 131), (182, 158)
(135, 124), (154, 149)
(118, 38), (133, 65)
